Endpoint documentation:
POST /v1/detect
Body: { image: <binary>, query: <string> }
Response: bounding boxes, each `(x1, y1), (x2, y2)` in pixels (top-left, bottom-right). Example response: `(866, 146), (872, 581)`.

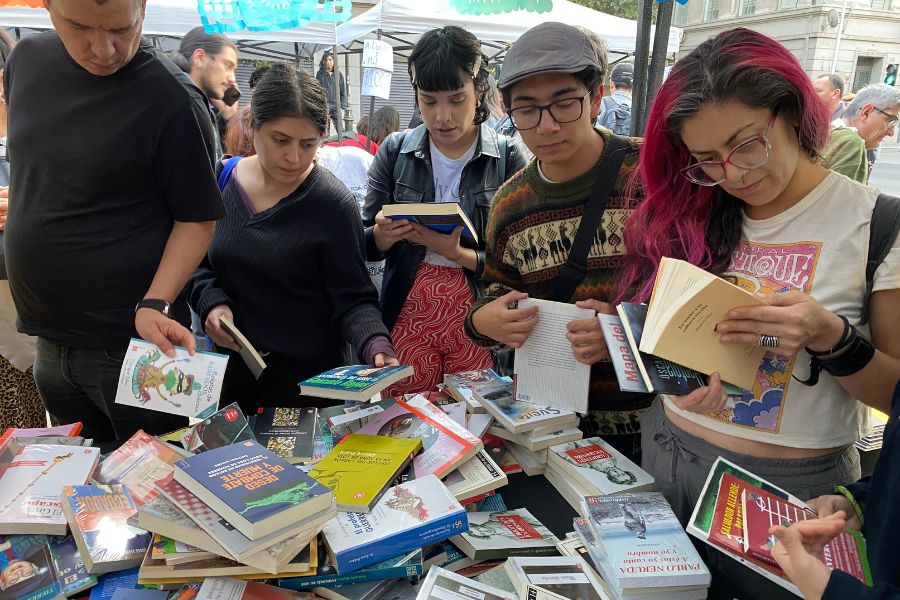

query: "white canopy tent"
(335, 0), (680, 56)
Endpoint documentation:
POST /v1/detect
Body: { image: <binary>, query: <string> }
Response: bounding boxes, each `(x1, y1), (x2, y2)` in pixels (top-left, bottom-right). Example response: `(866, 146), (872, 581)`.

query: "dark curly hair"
(408, 26), (491, 125)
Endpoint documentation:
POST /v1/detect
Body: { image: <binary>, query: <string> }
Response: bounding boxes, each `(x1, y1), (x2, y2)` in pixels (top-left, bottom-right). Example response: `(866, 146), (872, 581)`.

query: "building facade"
(676, 0), (900, 92)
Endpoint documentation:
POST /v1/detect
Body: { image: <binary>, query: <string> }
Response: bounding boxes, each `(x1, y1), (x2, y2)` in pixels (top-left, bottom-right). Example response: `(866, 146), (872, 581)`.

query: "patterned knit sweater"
(465, 128), (652, 432)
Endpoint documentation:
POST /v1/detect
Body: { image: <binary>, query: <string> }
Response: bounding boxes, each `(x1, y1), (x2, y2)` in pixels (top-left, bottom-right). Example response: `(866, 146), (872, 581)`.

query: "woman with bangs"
(615, 28), (900, 598)
(363, 26), (527, 396)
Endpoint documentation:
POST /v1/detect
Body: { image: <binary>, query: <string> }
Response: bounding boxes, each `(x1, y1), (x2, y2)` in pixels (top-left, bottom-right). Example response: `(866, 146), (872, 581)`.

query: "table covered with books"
(0, 362), (873, 600)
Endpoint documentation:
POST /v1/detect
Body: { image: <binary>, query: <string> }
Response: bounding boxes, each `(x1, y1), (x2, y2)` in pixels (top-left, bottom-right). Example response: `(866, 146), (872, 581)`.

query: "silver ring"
(759, 334), (779, 348)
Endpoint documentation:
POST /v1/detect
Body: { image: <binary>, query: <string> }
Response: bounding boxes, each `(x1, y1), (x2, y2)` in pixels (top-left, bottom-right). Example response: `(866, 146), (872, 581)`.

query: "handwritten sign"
(362, 39), (393, 72)
(361, 68), (392, 99)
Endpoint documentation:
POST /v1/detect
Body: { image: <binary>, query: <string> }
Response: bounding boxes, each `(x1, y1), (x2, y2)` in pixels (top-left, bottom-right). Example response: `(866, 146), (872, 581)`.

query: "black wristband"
(806, 315), (852, 357)
(817, 334), (875, 377)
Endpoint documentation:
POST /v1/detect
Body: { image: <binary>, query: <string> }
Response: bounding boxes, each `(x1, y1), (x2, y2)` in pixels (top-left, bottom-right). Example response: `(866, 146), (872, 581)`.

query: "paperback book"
(0, 444), (101, 535)
(443, 449), (508, 503)
(547, 437), (654, 496)
(49, 535), (98, 597)
(0, 535), (64, 600)
(382, 202), (478, 242)
(451, 508), (560, 560)
(504, 556), (610, 600)
(181, 403), (255, 454)
(321, 475), (468, 574)
(298, 365), (414, 402)
(93, 430), (186, 506)
(487, 425), (583, 452)
(474, 381), (579, 435)
(443, 369), (509, 413)
(114, 338), (228, 419)
(173, 440), (334, 540)
(416, 566), (515, 600)
(251, 407), (317, 464)
(218, 316), (267, 380)
(308, 433), (422, 512)
(278, 547), (424, 591)
(137, 494), (230, 562)
(62, 484), (150, 573)
(196, 576), (315, 599)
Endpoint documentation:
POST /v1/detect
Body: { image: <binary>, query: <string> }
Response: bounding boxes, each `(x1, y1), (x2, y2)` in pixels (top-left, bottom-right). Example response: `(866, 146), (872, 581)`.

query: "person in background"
(465, 22), (652, 461)
(4, 0), (223, 443)
(191, 63), (396, 415)
(324, 106), (400, 155)
(0, 28), (44, 430)
(364, 25), (527, 396)
(615, 28), (900, 599)
(769, 378), (900, 600)
(812, 73), (847, 120)
(833, 84), (900, 176)
(224, 104), (254, 157)
(316, 50), (349, 136)
(597, 62), (633, 136)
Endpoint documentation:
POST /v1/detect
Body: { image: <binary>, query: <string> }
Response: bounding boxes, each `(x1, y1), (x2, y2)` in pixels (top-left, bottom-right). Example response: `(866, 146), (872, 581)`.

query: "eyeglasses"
(681, 110), (780, 187)
(873, 106), (899, 128)
(507, 93), (589, 131)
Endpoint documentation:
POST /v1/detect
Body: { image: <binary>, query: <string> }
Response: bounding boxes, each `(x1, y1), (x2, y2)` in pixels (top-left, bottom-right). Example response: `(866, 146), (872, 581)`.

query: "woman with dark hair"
(616, 28), (900, 598)
(368, 106), (401, 146)
(362, 26), (528, 396)
(190, 63), (396, 414)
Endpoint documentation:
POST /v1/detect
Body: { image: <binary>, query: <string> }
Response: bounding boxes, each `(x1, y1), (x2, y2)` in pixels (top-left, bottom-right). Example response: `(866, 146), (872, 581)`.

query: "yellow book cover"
(640, 257), (768, 390)
(307, 433), (422, 513)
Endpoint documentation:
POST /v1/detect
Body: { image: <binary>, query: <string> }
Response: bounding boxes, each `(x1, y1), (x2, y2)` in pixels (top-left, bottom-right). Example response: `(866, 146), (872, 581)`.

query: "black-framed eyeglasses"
(680, 109), (780, 187)
(507, 93), (589, 131)
(873, 106), (899, 128)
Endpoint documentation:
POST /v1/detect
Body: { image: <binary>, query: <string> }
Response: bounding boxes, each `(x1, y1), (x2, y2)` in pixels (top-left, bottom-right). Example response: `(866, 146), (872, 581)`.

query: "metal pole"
(630, 0), (654, 136)
(333, 44), (343, 142)
(830, 0), (849, 74)
(646, 0), (673, 110)
(344, 50), (353, 132)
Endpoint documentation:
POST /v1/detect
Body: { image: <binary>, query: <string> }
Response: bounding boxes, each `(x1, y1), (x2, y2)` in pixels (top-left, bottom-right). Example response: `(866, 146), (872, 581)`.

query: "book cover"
(322, 475), (468, 574)
(150, 534), (212, 565)
(181, 403), (255, 454)
(416, 567), (515, 600)
(472, 563), (518, 596)
(173, 440), (334, 540)
(0, 535), (63, 600)
(49, 535), (98, 597)
(443, 449), (508, 502)
(89, 567), (144, 600)
(252, 407), (317, 464)
(299, 365), (414, 402)
(504, 556), (609, 600)
(110, 590), (168, 600)
(357, 400), (477, 480)
(451, 508), (560, 561)
(382, 202), (478, 242)
(196, 576), (315, 599)
(444, 369), (508, 413)
(475, 382), (578, 435)
(308, 433), (422, 512)
(319, 400), (393, 444)
(62, 484), (150, 573)
(488, 425), (583, 452)
(0, 422), (82, 446)
(93, 430), (185, 506)
(641, 258), (768, 391)
(0, 444), (101, 535)
(583, 492), (710, 588)
(547, 437), (654, 496)
(218, 316), (267, 380)
(114, 338), (228, 419)
(137, 494), (230, 561)
(279, 548), (423, 591)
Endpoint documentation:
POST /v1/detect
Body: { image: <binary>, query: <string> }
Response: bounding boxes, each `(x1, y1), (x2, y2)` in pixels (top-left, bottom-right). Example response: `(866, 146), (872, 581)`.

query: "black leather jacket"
(362, 124), (528, 330)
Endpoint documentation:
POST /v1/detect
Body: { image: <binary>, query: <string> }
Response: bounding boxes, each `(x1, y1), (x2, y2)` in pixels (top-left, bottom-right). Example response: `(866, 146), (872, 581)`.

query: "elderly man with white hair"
(822, 83), (900, 183)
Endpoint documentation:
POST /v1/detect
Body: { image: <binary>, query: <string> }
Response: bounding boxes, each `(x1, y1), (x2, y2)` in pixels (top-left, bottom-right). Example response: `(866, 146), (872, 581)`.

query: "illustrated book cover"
(298, 365), (414, 402)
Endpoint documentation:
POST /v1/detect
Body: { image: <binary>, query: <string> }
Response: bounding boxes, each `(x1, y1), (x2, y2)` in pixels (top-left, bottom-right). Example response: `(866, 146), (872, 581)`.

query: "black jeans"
(33, 338), (186, 443)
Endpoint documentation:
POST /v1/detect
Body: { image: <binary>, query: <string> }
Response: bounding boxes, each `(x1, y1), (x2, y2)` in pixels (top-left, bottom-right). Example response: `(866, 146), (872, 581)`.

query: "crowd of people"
(1, 0), (899, 597)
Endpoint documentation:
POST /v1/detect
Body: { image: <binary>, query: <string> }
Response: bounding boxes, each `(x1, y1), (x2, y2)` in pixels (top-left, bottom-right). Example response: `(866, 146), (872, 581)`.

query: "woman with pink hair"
(617, 28), (900, 598)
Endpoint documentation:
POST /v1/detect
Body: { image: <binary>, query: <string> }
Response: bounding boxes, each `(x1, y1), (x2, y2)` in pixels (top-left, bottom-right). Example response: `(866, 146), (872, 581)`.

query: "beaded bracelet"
(834, 485), (864, 528)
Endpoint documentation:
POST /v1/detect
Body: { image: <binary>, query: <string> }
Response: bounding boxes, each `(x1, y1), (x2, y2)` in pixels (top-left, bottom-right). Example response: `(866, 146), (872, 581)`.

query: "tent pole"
(630, 0), (653, 136)
(646, 0), (673, 111)
(333, 43), (343, 143)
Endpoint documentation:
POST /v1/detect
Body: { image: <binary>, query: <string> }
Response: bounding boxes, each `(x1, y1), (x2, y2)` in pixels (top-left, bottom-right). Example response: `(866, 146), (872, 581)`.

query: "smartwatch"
(135, 298), (171, 317)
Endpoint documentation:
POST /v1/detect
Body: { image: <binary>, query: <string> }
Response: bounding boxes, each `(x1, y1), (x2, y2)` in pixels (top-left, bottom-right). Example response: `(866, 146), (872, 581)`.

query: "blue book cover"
(322, 475), (468, 574)
(48, 535), (97, 597)
(110, 590), (168, 600)
(279, 548), (423, 590)
(0, 535), (61, 600)
(174, 441), (333, 534)
(89, 567), (144, 600)
(382, 202), (478, 241)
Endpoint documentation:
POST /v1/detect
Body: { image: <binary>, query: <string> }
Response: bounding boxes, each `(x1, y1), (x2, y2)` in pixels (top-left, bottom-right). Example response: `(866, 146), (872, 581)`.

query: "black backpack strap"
(498, 135), (508, 181)
(863, 192), (900, 324)
(552, 135), (630, 302)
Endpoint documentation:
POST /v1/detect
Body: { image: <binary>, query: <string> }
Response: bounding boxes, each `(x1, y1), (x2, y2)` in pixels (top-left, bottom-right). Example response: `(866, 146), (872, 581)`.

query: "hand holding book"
(566, 299), (611, 365)
(769, 512), (848, 600)
(373, 210), (414, 253)
(471, 290), (539, 349)
(205, 305), (240, 352)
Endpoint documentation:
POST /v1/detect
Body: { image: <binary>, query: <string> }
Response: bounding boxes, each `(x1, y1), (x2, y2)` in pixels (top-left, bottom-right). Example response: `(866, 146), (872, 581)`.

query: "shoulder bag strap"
(551, 135), (630, 302)
(217, 156), (242, 191)
(862, 192), (900, 323)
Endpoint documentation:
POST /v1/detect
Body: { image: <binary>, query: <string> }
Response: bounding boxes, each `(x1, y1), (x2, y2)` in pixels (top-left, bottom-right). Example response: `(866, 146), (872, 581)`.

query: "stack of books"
(578, 493), (711, 600)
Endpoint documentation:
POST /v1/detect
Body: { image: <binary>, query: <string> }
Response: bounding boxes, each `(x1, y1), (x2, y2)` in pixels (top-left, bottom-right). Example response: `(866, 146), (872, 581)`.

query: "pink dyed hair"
(615, 28), (831, 304)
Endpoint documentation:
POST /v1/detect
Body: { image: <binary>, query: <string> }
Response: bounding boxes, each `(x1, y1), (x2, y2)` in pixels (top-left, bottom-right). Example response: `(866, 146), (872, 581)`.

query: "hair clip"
(471, 55), (482, 80)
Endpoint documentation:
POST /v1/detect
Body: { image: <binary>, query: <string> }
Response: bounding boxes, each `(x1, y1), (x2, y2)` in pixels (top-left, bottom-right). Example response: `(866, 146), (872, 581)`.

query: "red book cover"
(707, 472), (748, 555)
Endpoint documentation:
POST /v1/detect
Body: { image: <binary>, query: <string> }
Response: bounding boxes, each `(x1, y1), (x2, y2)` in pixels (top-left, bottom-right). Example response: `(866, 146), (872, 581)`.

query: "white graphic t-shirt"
(422, 138), (477, 268)
(665, 172), (900, 448)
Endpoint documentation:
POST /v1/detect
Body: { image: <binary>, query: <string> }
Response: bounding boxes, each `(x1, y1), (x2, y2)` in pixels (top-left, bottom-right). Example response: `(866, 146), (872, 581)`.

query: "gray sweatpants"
(640, 398), (860, 600)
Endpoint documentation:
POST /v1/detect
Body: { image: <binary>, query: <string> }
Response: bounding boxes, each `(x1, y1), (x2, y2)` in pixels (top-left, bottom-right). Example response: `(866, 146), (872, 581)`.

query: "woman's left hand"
(406, 223), (464, 262)
(374, 353), (400, 367)
(716, 291), (845, 356)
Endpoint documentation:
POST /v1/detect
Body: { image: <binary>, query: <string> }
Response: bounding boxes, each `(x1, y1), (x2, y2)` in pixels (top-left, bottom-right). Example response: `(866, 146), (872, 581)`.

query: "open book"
(382, 202), (478, 243)
(640, 258), (768, 390)
(219, 316), (267, 379)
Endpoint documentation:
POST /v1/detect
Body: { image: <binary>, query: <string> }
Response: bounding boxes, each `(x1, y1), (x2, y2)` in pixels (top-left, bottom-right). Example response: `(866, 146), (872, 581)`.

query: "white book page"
(514, 299), (593, 413)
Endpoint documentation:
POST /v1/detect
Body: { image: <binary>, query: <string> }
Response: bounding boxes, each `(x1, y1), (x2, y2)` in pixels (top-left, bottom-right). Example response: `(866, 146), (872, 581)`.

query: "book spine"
(278, 562), (423, 590)
(335, 511), (466, 573)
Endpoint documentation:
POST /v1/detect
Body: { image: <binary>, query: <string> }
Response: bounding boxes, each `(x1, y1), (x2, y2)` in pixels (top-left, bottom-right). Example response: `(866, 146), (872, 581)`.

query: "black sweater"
(190, 164), (388, 376)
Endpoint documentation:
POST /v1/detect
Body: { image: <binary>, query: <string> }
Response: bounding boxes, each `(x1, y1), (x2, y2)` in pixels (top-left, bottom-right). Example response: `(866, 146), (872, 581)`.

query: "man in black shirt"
(3, 0), (224, 442)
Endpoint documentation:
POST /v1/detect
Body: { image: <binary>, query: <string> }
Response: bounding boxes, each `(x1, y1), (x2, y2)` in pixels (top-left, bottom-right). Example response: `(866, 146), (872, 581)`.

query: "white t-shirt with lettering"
(422, 138), (478, 268)
(664, 171), (900, 448)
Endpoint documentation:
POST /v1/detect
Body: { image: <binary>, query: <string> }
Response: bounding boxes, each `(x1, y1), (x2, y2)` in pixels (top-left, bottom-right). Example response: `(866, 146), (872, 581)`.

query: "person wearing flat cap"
(464, 22), (651, 463)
